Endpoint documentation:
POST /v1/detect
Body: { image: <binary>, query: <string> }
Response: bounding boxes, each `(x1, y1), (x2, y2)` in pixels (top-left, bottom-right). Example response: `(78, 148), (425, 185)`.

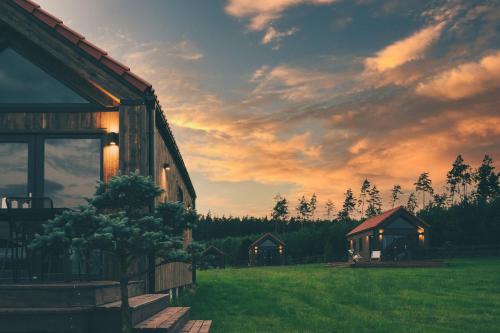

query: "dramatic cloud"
(225, 0), (337, 31)
(416, 51), (500, 100)
(252, 65), (337, 102)
(364, 22), (445, 72)
(261, 27), (299, 48)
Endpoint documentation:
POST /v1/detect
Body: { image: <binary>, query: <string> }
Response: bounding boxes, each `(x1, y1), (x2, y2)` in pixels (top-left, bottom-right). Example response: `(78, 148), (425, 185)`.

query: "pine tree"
(309, 193), (318, 220)
(271, 194), (289, 221)
(296, 195), (310, 223)
(366, 185), (382, 217)
(271, 194), (289, 233)
(447, 155), (471, 203)
(474, 155), (500, 202)
(358, 179), (371, 216)
(415, 172), (433, 208)
(338, 188), (356, 220)
(406, 192), (418, 213)
(390, 184), (403, 208)
(325, 199), (335, 220)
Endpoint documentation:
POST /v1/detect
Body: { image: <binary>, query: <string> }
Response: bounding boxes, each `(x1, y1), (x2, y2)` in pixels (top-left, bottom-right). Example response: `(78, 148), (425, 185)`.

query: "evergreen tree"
(271, 194), (289, 221)
(324, 199), (336, 220)
(31, 172), (198, 333)
(338, 188), (356, 220)
(415, 172), (433, 208)
(309, 193), (318, 220)
(432, 193), (448, 208)
(447, 155), (471, 202)
(366, 185), (382, 217)
(296, 195), (310, 223)
(474, 155), (500, 202)
(358, 179), (371, 216)
(390, 184), (403, 208)
(406, 192), (418, 213)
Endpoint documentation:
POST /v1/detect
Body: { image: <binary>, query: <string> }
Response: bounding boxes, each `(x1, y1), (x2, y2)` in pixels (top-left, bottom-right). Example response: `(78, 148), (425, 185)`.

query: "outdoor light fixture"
(254, 246), (258, 255)
(278, 244), (283, 255)
(163, 163), (171, 171)
(106, 132), (119, 146)
(379, 229), (384, 234)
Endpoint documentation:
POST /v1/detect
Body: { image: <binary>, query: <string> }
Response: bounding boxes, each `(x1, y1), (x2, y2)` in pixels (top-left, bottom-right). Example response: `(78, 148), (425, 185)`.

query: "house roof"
(250, 233), (285, 248)
(346, 206), (422, 236)
(11, 0), (152, 93)
(6, 0), (196, 200)
(203, 245), (225, 256)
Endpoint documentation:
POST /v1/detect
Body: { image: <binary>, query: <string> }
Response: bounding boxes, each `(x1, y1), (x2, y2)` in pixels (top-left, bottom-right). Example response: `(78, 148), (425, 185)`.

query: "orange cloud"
(364, 22), (445, 72)
(416, 51), (500, 100)
(225, 0), (337, 31)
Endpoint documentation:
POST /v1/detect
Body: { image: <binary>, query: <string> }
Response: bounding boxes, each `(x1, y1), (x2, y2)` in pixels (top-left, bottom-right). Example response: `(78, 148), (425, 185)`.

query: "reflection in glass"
(0, 143), (28, 208)
(44, 139), (100, 208)
(0, 48), (89, 103)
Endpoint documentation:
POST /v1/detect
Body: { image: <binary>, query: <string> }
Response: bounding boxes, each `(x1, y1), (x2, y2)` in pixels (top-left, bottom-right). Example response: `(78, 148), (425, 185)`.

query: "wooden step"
(181, 320), (212, 333)
(0, 280), (144, 307)
(135, 307), (190, 333)
(91, 294), (170, 333)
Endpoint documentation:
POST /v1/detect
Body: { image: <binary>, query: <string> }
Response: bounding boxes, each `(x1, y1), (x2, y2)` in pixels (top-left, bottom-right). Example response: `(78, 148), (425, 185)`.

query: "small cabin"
(346, 206), (430, 261)
(249, 233), (286, 266)
(202, 245), (225, 269)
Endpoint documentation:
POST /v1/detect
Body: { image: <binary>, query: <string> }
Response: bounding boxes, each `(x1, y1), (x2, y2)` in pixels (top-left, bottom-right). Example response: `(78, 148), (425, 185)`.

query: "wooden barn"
(202, 245), (226, 269)
(249, 233), (286, 266)
(346, 206), (430, 261)
(0, 1), (212, 332)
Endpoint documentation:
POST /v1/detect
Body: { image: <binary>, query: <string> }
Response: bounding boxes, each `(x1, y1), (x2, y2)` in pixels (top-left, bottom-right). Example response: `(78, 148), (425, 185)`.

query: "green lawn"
(175, 258), (500, 333)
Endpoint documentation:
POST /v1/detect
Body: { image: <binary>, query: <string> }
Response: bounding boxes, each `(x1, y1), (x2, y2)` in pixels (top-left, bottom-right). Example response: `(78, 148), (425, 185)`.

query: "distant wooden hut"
(249, 233), (286, 266)
(346, 206), (430, 261)
(202, 245), (225, 269)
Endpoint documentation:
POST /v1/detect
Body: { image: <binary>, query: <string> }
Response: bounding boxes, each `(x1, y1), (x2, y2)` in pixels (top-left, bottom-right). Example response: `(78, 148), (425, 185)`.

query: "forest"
(194, 155), (500, 265)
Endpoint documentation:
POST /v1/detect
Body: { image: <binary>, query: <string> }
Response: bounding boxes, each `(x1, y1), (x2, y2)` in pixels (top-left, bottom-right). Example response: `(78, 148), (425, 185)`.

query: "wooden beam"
(119, 103), (149, 175)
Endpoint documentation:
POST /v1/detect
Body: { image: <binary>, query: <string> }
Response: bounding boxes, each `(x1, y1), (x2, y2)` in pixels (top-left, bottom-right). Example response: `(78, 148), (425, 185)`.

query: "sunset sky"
(36, 0), (500, 217)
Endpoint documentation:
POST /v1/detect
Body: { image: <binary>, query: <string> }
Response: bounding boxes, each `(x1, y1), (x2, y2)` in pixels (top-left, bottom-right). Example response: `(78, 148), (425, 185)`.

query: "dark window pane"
(0, 48), (88, 103)
(0, 142), (28, 206)
(44, 138), (100, 208)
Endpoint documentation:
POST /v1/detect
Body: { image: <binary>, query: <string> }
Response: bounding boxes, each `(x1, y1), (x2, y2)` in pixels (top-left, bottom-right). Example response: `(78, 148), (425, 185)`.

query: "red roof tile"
(10, 0), (153, 93)
(32, 7), (62, 28)
(55, 24), (85, 44)
(12, 0), (39, 13)
(346, 206), (404, 236)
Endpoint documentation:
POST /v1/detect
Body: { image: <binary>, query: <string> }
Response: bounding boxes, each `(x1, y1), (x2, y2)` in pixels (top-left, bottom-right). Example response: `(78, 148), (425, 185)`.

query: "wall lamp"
(163, 163), (171, 171)
(106, 132), (119, 146)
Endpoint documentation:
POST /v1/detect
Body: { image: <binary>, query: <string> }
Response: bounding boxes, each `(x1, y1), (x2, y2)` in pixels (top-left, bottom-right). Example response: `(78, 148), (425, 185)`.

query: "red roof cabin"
(346, 206), (430, 261)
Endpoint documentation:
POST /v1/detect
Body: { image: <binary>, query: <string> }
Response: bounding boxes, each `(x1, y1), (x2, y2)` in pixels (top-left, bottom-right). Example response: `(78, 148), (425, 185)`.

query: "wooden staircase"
(0, 282), (211, 333)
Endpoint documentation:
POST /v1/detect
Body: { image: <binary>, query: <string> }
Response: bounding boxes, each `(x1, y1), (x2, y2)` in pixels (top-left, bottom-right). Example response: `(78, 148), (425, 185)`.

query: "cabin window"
(0, 47), (89, 103)
(0, 142), (29, 203)
(44, 138), (101, 208)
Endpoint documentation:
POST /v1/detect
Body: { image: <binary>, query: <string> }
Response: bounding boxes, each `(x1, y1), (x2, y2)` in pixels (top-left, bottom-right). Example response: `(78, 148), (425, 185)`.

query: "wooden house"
(346, 206), (430, 261)
(202, 245), (225, 269)
(0, 2), (214, 332)
(249, 233), (286, 266)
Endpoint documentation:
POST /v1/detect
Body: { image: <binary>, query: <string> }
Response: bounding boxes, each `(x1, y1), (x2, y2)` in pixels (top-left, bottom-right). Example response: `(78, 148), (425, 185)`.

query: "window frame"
(0, 133), (104, 206)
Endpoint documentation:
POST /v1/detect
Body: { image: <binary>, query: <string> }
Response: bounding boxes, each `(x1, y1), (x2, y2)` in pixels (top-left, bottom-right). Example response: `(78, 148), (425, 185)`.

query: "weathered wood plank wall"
(154, 261), (192, 292)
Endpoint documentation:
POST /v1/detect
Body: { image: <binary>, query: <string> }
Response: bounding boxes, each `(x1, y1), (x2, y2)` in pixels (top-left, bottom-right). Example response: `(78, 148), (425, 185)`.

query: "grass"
(175, 258), (500, 333)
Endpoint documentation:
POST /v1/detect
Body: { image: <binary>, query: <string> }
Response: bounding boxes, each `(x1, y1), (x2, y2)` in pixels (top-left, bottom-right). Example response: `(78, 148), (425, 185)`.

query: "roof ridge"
(12, 0), (153, 93)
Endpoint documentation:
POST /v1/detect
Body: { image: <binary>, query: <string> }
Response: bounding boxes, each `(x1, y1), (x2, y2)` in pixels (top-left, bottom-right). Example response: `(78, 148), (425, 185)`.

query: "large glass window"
(0, 47), (89, 103)
(44, 138), (101, 208)
(0, 142), (29, 206)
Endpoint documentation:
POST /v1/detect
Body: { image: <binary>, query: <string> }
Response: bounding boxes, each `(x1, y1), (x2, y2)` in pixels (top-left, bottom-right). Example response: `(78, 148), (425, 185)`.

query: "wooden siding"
(119, 104), (149, 175)
(154, 261), (192, 292)
(154, 129), (194, 207)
